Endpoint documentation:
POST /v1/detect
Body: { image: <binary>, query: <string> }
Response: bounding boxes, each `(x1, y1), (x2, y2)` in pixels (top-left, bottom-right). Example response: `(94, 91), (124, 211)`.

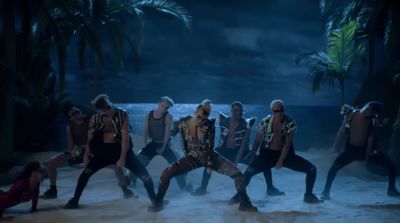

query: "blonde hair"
(92, 94), (112, 110)
(197, 99), (212, 116)
(270, 99), (284, 109)
(159, 96), (174, 107)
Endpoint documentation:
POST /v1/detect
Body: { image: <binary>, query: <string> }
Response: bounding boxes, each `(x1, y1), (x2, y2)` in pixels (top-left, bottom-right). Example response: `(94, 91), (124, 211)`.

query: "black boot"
(229, 193), (240, 204)
(41, 187), (57, 199)
(387, 187), (400, 197)
(191, 186), (207, 196)
(183, 183), (194, 193)
(148, 198), (169, 212)
(267, 186), (285, 196)
(321, 189), (330, 200)
(120, 185), (136, 199)
(64, 198), (79, 209)
(238, 192), (258, 212)
(304, 193), (322, 203)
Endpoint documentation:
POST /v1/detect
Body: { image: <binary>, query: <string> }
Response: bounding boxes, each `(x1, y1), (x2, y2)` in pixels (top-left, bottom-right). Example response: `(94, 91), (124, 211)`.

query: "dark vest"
(218, 113), (250, 149)
(148, 110), (168, 142)
(259, 114), (296, 151)
(90, 106), (128, 144)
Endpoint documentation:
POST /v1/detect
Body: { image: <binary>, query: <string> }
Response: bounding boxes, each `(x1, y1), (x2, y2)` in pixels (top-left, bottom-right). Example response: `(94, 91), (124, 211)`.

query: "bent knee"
(140, 175), (152, 183)
(83, 168), (93, 175)
(231, 171), (243, 179)
(308, 165), (317, 174)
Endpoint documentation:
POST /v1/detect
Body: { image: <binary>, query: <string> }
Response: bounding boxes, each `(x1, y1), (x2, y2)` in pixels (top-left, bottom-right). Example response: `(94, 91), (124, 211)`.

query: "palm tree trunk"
(92, 55), (101, 97)
(20, 0), (31, 75)
(0, 0), (16, 165)
(57, 45), (66, 94)
(367, 34), (375, 79)
(340, 78), (345, 105)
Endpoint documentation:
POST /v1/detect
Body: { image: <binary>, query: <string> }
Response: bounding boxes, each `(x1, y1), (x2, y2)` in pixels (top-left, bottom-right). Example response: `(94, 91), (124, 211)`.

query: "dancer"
(149, 100), (258, 212)
(64, 94), (156, 209)
(42, 101), (133, 199)
(0, 161), (45, 218)
(132, 96), (191, 191)
(322, 101), (400, 200)
(231, 100), (321, 203)
(192, 101), (284, 196)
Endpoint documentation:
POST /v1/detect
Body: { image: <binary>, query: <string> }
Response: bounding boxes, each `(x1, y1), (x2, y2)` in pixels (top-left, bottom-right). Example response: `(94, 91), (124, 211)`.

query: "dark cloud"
(65, 0), (363, 106)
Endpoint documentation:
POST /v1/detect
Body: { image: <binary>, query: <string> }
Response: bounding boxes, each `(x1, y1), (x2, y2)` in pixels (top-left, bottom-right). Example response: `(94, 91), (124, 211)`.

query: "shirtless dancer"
(64, 95), (156, 208)
(322, 101), (400, 199)
(192, 101), (284, 196)
(42, 102), (133, 199)
(231, 100), (321, 203)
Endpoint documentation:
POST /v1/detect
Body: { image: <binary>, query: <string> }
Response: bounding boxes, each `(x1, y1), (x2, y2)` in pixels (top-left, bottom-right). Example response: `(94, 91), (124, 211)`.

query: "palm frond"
(106, 21), (128, 69)
(320, 0), (335, 16)
(78, 33), (86, 69)
(295, 51), (333, 66)
(133, 0), (192, 30)
(327, 20), (363, 73)
(384, 14), (392, 47)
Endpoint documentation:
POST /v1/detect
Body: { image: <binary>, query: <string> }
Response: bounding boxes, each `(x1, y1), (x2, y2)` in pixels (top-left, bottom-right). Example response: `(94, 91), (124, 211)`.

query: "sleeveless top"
(218, 113), (255, 149)
(257, 114), (296, 151)
(148, 110), (168, 142)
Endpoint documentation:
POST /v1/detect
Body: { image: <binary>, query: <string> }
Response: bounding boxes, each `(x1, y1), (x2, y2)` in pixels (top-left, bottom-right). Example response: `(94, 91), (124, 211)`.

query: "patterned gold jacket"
(257, 114), (296, 151)
(178, 116), (216, 163)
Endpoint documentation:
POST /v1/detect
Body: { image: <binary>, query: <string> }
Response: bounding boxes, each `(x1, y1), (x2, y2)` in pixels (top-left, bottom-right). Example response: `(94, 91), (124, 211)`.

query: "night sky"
(65, 0), (366, 105)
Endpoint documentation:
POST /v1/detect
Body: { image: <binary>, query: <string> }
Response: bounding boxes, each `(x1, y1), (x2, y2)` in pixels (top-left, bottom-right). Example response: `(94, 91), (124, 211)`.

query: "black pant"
(323, 143), (397, 193)
(156, 152), (247, 202)
(244, 149), (317, 194)
(71, 142), (155, 203)
(198, 146), (276, 189)
(135, 141), (188, 190)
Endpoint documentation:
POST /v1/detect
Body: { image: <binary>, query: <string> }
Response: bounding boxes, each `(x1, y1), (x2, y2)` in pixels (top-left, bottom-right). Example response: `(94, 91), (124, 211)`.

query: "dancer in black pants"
(131, 96), (190, 191)
(231, 99), (321, 203)
(322, 102), (400, 200)
(149, 100), (258, 212)
(192, 101), (284, 196)
(65, 94), (156, 209)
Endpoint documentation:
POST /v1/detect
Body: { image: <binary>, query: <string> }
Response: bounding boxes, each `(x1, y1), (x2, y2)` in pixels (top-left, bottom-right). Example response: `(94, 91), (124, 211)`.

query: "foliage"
(296, 20), (365, 103)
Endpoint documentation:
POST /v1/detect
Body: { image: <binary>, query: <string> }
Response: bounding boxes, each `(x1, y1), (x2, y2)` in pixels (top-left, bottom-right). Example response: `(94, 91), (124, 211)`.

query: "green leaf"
(133, 0), (192, 30)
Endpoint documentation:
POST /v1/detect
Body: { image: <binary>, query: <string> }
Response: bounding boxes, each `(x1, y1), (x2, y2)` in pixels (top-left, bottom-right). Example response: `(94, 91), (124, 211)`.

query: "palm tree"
(0, 0), (17, 165)
(296, 21), (365, 104)
(34, 0), (192, 94)
(0, 0), (192, 166)
(320, 0), (400, 80)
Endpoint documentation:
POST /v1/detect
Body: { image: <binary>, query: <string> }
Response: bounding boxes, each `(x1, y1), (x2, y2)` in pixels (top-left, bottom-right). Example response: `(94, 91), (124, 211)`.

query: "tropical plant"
(0, 0), (192, 166)
(320, 0), (400, 79)
(296, 20), (365, 104)
(34, 0), (192, 93)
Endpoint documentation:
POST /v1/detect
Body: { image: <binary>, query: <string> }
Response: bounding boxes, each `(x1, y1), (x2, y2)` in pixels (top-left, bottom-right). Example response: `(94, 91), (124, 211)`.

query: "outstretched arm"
(30, 185), (39, 213)
(143, 113), (149, 145)
(66, 126), (74, 152)
(247, 131), (263, 162)
(275, 131), (294, 169)
(84, 116), (95, 165)
(117, 116), (130, 167)
(236, 118), (256, 164)
(365, 129), (376, 162)
(235, 128), (251, 164)
(157, 114), (172, 154)
(332, 119), (346, 152)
